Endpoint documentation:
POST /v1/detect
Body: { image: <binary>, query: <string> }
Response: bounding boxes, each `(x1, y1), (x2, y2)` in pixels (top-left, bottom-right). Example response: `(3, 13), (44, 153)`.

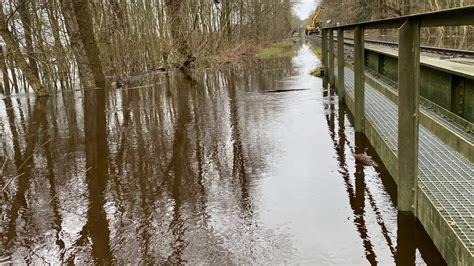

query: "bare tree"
(0, 0), (296, 96)
(71, 0), (108, 89)
(0, 3), (48, 96)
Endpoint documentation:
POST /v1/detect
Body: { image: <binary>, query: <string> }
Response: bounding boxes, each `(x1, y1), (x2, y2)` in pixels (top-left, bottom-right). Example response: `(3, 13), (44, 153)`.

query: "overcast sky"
(293, 0), (320, 20)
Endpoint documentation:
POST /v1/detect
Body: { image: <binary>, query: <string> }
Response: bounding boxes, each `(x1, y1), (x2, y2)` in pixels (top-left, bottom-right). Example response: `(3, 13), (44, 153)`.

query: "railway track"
(312, 35), (474, 58)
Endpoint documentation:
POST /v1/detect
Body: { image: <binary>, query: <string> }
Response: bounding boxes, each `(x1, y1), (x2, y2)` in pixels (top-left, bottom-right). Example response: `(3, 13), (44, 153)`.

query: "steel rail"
(312, 35), (474, 58)
(323, 6), (474, 30)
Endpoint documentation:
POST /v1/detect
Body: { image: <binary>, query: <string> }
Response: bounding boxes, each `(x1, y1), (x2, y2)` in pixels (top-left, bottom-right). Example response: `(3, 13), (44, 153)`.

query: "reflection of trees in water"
(164, 75), (193, 264)
(1, 96), (91, 263)
(3, 98), (47, 251)
(42, 107), (66, 262)
(227, 69), (251, 215)
(0, 58), (295, 263)
(76, 89), (112, 264)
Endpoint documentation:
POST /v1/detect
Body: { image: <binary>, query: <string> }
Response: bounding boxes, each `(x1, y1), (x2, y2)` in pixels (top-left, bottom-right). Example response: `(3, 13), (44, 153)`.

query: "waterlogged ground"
(0, 43), (445, 264)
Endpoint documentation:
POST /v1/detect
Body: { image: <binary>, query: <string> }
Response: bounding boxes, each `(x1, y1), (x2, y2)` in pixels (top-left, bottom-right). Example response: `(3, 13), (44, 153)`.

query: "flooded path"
(0, 44), (445, 264)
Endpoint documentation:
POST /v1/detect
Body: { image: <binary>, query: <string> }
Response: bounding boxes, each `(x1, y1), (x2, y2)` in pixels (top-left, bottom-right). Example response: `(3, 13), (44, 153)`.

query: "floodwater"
(0, 44), (446, 264)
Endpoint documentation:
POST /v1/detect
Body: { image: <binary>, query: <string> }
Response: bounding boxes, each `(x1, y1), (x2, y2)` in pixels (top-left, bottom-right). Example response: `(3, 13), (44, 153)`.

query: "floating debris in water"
(354, 153), (378, 167)
(311, 67), (325, 77)
(263, 89), (309, 93)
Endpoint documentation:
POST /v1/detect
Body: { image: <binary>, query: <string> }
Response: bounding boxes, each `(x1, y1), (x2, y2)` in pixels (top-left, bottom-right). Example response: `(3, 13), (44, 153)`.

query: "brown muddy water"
(0, 44), (446, 265)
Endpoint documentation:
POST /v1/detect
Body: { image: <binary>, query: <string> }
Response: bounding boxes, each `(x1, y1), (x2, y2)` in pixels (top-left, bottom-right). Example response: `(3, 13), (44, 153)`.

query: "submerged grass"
(311, 67), (325, 77)
(307, 42), (322, 58)
(198, 39), (297, 66)
(196, 41), (259, 67)
(256, 39), (296, 58)
(306, 41), (324, 77)
(312, 46), (322, 58)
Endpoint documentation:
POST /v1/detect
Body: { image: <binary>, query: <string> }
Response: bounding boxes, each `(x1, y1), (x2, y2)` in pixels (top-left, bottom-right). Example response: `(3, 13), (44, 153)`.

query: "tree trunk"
(60, 0), (96, 90)
(165, 0), (192, 62)
(0, 45), (10, 95)
(221, 0), (232, 43)
(71, 0), (108, 89)
(19, 0), (39, 78)
(0, 4), (48, 96)
(402, 0), (411, 15)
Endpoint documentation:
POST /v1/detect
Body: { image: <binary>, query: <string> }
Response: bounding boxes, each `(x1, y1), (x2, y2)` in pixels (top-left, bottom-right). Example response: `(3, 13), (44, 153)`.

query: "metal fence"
(320, 6), (474, 213)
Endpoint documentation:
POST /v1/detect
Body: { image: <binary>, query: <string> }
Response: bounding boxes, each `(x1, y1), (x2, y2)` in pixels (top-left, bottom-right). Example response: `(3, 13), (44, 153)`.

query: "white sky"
(293, 0), (320, 20)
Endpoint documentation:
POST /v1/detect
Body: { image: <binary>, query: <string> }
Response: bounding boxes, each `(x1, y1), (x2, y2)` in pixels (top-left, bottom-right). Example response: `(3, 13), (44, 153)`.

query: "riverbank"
(306, 39), (322, 58)
(197, 38), (299, 67)
(304, 39), (324, 77)
(107, 39), (299, 88)
(255, 39), (297, 58)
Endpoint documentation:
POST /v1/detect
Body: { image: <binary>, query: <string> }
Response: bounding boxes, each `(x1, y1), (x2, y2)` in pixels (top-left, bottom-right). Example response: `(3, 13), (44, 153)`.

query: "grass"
(256, 47), (282, 58)
(272, 40), (294, 48)
(256, 39), (296, 58)
(308, 43), (322, 58)
(310, 67), (324, 77)
(312, 46), (322, 57)
(305, 42), (324, 77)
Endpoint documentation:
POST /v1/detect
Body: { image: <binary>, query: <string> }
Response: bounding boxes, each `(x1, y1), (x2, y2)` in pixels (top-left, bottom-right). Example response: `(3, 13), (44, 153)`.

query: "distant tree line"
(317, 0), (474, 49)
(0, 0), (295, 96)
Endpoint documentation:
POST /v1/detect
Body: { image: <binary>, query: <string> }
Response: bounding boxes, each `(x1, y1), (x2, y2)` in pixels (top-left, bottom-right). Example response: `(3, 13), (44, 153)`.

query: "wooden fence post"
(322, 30), (328, 90)
(337, 28), (345, 101)
(397, 18), (420, 213)
(354, 26), (365, 133)
(329, 29), (335, 87)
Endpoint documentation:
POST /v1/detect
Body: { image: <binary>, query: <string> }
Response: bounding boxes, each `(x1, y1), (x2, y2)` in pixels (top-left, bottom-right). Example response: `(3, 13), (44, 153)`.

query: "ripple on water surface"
(0, 44), (445, 265)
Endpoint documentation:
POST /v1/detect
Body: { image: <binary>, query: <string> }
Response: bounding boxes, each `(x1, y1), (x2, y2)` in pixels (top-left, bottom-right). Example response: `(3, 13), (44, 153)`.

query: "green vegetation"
(256, 47), (282, 58)
(311, 67), (325, 77)
(300, 41), (324, 77)
(306, 42), (322, 58)
(356, 0), (373, 22)
(311, 46), (322, 56)
(256, 40), (296, 58)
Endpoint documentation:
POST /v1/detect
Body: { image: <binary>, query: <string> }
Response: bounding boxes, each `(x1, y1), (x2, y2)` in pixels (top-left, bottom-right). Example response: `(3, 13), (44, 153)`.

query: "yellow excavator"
(305, 7), (322, 35)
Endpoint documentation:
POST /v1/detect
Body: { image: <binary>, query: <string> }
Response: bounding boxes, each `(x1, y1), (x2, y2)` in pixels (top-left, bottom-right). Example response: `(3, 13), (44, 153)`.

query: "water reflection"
(323, 80), (445, 265)
(81, 88), (112, 264)
(325, 92), (377, 264)
(0, 45), (445, 264)
(395, 212), (416, 265)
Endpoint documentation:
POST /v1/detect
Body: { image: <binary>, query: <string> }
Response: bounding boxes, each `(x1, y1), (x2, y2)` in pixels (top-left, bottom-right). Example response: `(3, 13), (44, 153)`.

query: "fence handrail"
(323, 5), (474, 30)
